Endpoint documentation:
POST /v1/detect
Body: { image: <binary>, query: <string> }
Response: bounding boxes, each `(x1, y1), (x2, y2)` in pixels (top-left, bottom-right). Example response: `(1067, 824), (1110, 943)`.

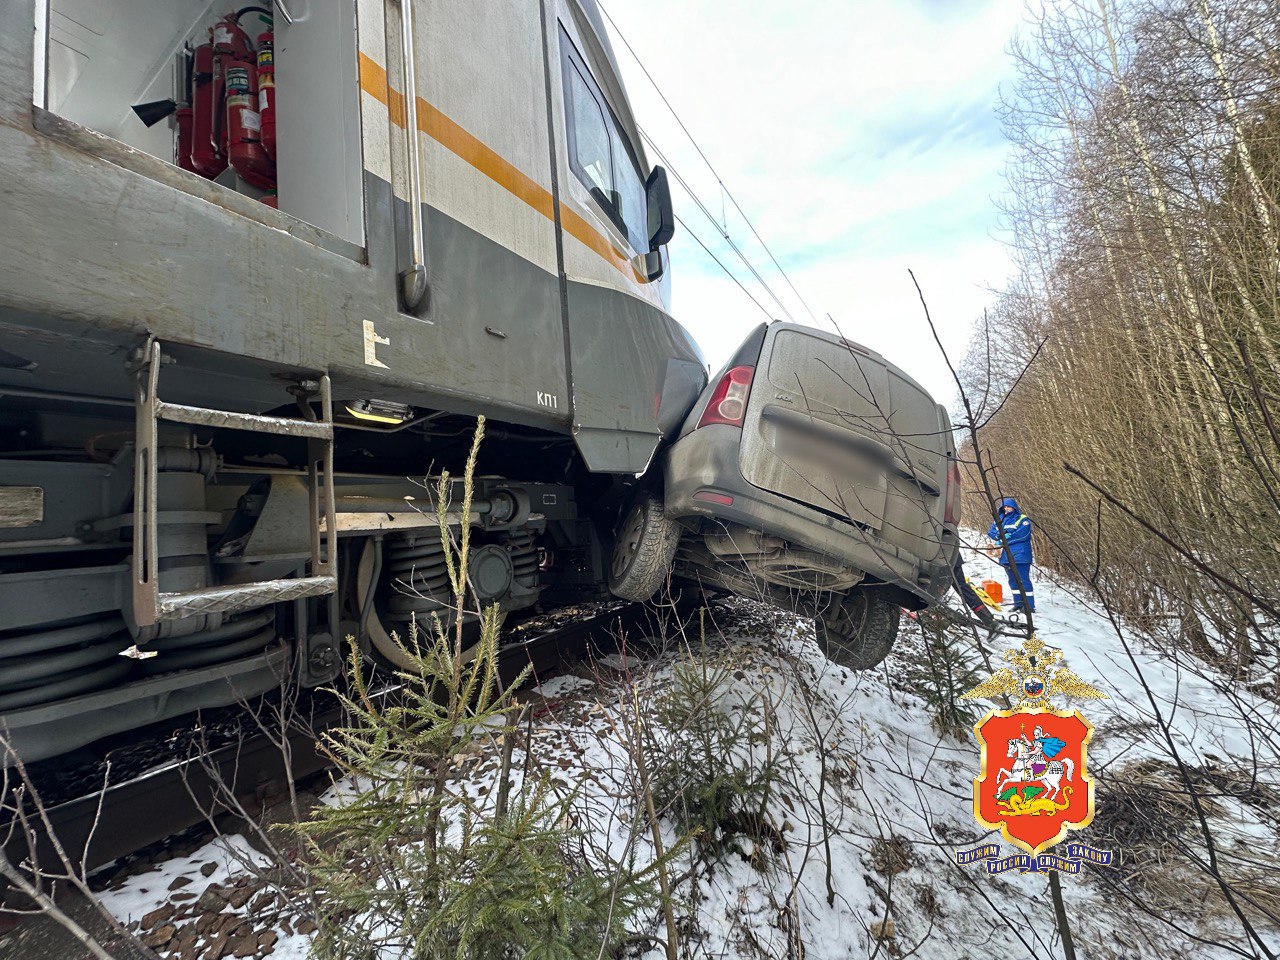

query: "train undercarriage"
(0, 338), (618, 764)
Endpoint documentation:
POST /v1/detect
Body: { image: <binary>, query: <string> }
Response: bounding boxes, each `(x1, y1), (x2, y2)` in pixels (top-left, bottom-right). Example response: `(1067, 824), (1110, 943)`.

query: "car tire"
(815, 591), (900, 670)
(609, 493), (679, 602)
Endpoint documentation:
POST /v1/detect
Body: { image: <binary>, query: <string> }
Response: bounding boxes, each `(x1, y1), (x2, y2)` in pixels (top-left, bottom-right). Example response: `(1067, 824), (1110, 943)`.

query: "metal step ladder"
(132, 340), (338, 627)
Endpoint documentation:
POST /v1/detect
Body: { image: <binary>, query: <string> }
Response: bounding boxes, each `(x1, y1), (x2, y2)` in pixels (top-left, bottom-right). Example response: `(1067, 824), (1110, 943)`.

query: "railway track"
(1, 598), (685, 883)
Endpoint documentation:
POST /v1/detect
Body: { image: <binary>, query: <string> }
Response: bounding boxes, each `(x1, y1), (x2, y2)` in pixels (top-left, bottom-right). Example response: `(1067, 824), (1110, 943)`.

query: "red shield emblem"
(973, 708), (1095, 854)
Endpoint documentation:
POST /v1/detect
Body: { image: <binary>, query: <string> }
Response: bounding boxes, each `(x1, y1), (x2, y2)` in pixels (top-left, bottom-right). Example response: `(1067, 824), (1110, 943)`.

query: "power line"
(642, 131), (795, 322)
(597, 0), (822, 326)
(596, 1), (800, 327)
(675, 213), (775, 322)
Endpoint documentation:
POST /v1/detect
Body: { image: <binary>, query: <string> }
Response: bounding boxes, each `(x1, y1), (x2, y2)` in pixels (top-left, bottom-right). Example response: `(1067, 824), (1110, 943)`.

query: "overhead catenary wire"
(642, 132), (795, 323)
(675, 214), (775, 322)
(595, 1), (805, 328)
(597, 1), (822, 326)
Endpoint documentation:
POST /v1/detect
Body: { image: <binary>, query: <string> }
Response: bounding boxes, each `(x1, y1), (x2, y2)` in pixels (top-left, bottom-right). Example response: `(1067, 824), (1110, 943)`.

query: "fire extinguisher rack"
(131, 339), (338, 628)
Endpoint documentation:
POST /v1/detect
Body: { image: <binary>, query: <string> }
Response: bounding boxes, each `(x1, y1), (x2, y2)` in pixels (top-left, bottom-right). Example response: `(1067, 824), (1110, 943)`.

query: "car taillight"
(697, 365), (754, 429)
(944, 458), (961, 525)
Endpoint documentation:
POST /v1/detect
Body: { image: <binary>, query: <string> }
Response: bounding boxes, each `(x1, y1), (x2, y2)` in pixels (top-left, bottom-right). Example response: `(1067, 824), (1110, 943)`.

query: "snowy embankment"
(97, 542), (1279, 959)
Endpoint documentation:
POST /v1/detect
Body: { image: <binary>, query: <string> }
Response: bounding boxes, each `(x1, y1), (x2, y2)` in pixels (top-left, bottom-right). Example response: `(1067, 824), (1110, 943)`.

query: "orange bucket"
(981, 579), (1003, 604)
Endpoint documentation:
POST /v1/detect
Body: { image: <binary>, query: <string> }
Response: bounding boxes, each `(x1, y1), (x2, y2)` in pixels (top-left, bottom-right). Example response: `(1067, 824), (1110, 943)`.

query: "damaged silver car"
(610, 322), (961, 670)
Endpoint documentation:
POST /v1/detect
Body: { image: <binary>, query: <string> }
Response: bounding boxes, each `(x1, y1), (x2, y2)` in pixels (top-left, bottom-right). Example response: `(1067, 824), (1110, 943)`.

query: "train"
(1, 0), (714, 764)
(1, 0), (959, 766)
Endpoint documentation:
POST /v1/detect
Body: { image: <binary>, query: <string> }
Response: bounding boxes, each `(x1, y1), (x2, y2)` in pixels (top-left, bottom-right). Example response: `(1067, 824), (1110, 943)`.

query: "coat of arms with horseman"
(961, 635), (1106, 855)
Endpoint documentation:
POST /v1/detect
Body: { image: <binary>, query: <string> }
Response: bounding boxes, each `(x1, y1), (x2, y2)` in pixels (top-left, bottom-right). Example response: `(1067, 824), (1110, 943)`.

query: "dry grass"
(1091, 758), (1280, 928)
(870, 836), (914, 877)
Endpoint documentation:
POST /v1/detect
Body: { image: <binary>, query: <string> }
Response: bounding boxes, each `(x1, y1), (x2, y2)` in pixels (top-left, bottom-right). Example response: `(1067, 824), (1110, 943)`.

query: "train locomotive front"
(0, 0), (704, 763)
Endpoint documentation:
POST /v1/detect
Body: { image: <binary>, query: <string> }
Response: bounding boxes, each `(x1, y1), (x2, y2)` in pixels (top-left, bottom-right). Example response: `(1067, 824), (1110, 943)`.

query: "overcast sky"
(602, 0), (1025, 407)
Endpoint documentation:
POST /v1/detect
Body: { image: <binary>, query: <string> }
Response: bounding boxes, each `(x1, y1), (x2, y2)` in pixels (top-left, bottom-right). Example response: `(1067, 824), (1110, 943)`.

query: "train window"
(611, 125), (647, 251)
(560, 29), (647, 254)
(567, 63), (612, 196)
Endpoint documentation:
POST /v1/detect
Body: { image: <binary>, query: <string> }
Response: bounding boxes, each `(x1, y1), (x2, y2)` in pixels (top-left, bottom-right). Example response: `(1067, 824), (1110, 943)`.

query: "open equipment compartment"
(35, 0), (365, 246)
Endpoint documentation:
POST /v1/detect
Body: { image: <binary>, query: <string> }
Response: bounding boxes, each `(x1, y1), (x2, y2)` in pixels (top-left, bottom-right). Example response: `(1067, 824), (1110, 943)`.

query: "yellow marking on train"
(358, 53), (647, 285)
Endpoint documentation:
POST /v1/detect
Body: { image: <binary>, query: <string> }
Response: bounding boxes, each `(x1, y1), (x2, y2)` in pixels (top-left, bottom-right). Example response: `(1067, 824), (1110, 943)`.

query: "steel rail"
(1, 599), (686, 882)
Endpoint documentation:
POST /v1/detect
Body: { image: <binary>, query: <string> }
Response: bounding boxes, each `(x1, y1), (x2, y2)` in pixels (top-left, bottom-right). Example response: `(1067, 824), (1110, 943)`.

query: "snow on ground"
(99, 834), (268, 925)
(963, 546), (1275, 772)
(96, 539), (1279, 959)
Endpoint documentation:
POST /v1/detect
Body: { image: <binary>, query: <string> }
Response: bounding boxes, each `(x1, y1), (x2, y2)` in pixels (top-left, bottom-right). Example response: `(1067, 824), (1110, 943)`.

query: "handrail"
(396, 0), (429, 311)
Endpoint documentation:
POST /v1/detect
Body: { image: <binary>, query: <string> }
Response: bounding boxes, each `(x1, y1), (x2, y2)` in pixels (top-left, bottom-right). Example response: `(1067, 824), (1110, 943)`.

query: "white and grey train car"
(0, 0), (707, 762)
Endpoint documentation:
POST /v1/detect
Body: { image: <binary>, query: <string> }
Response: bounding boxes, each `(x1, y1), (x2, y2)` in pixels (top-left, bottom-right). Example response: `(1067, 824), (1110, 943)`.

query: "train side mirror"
(642, 249), (664, 282)
(646, 166), (675, 252)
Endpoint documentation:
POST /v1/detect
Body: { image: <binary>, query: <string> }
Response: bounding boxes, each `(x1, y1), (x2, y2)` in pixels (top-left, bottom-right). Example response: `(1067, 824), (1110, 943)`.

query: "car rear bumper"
(663, 424), (952, 605)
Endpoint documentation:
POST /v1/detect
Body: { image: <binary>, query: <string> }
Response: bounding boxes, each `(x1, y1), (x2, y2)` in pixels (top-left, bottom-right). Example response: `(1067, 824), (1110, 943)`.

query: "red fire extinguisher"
(182, 10), (277, 191)
(256, 31), (276, 161)
(172, 47), (197, 174)
(224, 56), (275, 189)
(210, 14), (254, 78)
(212, 13), (274, 191)
(175, 105), (196, 173)
(188, 42), (226, 178)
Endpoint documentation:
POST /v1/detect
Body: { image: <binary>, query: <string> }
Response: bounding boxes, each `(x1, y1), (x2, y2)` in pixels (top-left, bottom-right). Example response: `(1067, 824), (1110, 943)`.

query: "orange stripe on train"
(357, 53), (645, 284)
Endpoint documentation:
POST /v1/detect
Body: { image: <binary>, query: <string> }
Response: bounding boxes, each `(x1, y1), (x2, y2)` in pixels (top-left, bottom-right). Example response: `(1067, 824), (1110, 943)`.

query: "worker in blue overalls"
(987, 497), (1036, 613)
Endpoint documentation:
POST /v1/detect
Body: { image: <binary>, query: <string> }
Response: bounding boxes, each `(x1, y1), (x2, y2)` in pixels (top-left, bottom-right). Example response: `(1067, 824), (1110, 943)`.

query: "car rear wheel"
(609, 494), (679, 601)
(815, 591), (900, 670)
